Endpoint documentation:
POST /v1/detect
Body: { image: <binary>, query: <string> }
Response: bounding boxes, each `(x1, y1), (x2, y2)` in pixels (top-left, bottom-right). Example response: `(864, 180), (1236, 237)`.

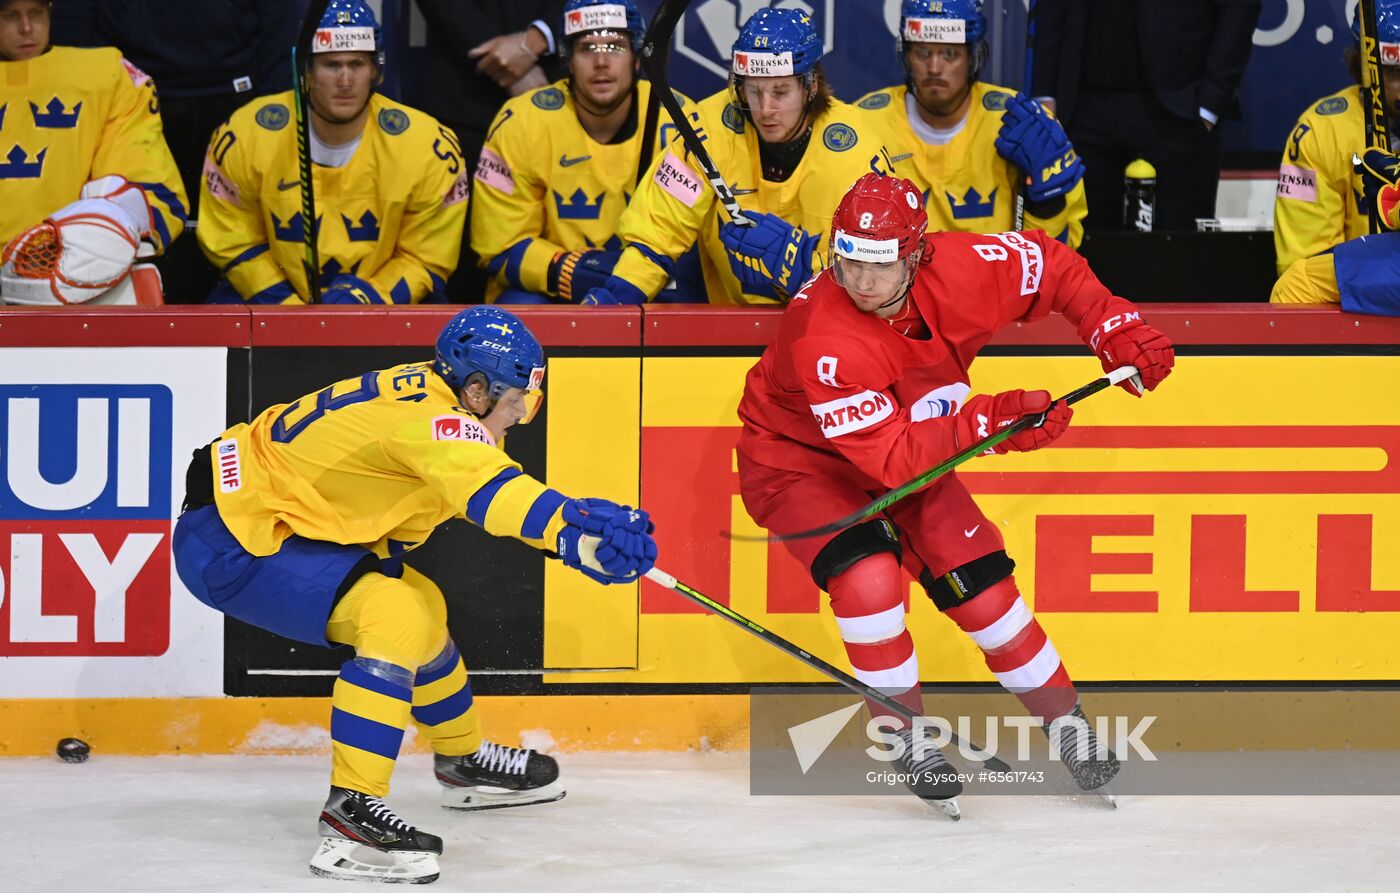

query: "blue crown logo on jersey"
(342, 210), (381, 242)
(29, 98), (81, 129)
(553, 188), (605, 220)
(946, 186), (996, 219)
(272, 212), (323, 243)
(0, 145), (46, 180)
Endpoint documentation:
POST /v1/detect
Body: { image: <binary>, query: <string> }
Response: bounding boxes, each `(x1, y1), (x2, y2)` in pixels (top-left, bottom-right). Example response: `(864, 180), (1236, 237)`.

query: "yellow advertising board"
(545, 354), (1400, 684)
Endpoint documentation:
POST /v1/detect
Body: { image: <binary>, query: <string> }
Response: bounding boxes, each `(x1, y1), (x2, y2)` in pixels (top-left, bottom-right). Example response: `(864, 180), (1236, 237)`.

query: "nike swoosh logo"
(964, 525), (980, 538)
(276, 178), (298, 191)
(559, 154), (592, 167)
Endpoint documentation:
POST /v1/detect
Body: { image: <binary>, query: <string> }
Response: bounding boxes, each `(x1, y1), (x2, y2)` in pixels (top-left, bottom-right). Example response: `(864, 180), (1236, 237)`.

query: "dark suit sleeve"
(49, 0), (100, 47)
(1030, 0), (1070, 101)
(1196, 0), (1262, 119)
(416, 0), (508, 50)
(253, 0), (303, 94)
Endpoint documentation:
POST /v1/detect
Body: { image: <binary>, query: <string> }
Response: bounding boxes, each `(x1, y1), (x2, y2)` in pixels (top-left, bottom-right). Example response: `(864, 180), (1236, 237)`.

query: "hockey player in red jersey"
(737, 172), (1174, 811)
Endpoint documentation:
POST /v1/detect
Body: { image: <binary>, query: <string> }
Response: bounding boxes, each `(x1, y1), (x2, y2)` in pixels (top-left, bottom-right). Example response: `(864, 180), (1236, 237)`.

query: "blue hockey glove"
(719, 211), (817, 295)
(1356, 149), (1400, 231)
(320, 274), (388, 305)
(548, 249), (623, 303)
(556, 498), (658, 584)
(994, 94), (1085, 203)
(582, 275), (648, 306)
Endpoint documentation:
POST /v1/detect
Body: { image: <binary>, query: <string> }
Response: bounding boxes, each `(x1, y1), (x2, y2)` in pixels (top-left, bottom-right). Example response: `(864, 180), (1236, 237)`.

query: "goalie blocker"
(0, 176), (164, 306)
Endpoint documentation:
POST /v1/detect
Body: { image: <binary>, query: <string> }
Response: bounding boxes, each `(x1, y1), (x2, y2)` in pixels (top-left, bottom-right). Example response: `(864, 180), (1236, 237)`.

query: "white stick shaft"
(1105, 364), (1141, 386)
(645, 567), (678, 590)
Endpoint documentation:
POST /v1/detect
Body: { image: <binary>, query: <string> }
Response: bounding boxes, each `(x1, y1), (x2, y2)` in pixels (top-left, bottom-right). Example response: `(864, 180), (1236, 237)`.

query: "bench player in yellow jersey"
(584, 7), (904, 305)
(855, 0), (1087, 248)
(470, 0), (694, 304)
(172, 307), (657, 884)
(1271, 1), (1400, 310)
(197, 0), (468, 304)
(0, 0), (188, 305)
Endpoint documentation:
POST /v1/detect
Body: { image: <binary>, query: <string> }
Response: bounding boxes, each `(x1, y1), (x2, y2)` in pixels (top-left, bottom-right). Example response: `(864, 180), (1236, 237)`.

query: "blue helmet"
(313, 0), (383, 65)
(900, 0), (987, 47)
(561, 0), (645, 54)
(435, 307), (545, 400)
(731, 8), (823, 79)
(1352, 0), (1400, 47)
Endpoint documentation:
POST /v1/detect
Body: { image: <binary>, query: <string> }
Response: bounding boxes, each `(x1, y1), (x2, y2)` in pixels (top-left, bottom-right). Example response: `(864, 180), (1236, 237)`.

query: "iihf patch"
(378, 108), (410, 135)
(722, 102), (746, 134)
(1315, 96), (1348, 116)
(982, 91), (1011, 111)
(255, 104), (290, 131)
(532, 88), (566, 111)
(857, 92), (892, 110)
(822, 123), (858, 152)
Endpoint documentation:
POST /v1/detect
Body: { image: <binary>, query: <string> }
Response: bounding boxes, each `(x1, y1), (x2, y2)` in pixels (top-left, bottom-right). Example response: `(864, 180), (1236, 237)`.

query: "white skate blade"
(439, 778), (566, 811)
(309, 837), (440, 884)
(925, 797), (961, 821)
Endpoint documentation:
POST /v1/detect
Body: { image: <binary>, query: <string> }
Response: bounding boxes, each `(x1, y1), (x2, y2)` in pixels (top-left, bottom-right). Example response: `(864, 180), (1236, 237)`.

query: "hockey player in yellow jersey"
(471, 0), (690, 304)
(173, 307), (658, 884)
(856, 0), (1086, 248)
(1274, 3), (1400, 277)
(0, 0), (188, 302)
(197, 0), (468, 305)
(583, 7), (903, 306)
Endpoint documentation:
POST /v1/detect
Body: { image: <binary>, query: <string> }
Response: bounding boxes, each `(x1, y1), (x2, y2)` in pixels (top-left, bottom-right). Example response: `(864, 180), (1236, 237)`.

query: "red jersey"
(737, 229), (1138, 491)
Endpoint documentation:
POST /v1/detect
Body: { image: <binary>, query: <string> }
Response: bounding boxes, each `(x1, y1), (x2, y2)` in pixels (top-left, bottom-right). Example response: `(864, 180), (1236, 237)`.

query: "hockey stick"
(729, 365), (1140, 544)
(291, 0), (332, 301)
(634, 13), (666, 187)
(1359, 0), (1390, 234)
(643, 565), (1009, 772)
(639, 0), (752, 226)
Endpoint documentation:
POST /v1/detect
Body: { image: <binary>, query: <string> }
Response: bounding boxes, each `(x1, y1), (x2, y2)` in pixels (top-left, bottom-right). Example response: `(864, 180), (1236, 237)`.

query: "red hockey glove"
(958, 390), (1073, 455)
(1079, 312), (1175, 396)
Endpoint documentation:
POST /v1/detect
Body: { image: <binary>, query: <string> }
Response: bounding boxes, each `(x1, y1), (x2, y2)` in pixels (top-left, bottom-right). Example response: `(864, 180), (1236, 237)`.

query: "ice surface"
(6, 752), (1398, 891)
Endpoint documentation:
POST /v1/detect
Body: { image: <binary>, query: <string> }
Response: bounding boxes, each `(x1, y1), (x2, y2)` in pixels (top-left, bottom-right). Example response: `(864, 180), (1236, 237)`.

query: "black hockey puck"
(56, 737), (90, 763)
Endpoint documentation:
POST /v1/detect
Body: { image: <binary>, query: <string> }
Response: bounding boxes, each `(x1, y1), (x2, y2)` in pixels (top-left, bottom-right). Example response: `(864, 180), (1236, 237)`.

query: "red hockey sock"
(828, 553), (923, 728)
(943, 577), (1078, 721)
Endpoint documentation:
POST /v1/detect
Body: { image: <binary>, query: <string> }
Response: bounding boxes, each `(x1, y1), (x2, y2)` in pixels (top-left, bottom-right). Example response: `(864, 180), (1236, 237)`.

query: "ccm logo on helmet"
(810, 390), (894, 438)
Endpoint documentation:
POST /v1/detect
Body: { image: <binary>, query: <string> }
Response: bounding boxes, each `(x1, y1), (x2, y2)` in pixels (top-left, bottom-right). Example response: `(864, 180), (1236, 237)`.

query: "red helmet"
(830, 173), (928, 263)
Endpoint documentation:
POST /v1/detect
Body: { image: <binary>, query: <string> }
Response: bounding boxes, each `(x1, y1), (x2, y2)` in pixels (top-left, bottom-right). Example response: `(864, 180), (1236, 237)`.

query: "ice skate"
(894, 726), (963, 820)
(1045, 705), (1120, 804)
(436, 740), (565, 810)
(310, 786), (443, 884)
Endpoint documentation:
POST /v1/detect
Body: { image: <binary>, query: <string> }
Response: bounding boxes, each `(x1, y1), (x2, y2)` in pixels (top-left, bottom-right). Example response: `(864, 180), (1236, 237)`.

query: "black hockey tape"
(810, 519), (902, 591)
(921, 550), (1016, 612)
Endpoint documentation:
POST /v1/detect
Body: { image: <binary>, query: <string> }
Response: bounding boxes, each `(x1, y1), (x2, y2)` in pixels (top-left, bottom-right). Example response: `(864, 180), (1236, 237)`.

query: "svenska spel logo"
(0, 385), (173, 657)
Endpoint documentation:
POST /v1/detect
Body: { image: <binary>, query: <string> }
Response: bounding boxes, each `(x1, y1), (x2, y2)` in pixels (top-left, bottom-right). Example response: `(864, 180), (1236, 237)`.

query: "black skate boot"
(894, 726), (963, 820)
(310, 786), (443, 884)
(1045, 704), (1120, 798)
(435, 740), (565, 811)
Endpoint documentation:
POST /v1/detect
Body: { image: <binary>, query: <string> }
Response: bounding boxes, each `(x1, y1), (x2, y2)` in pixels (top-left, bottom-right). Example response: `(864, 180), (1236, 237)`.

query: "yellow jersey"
(854, 82), (1086, 248)
(1274, 86), (1368, 276)
(0, 46), (187, 249)
(611, 89), (903, 305)
(470, 80), (686, 301)
(211, 362), (567, 560)
(198, 91), (468, 304)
